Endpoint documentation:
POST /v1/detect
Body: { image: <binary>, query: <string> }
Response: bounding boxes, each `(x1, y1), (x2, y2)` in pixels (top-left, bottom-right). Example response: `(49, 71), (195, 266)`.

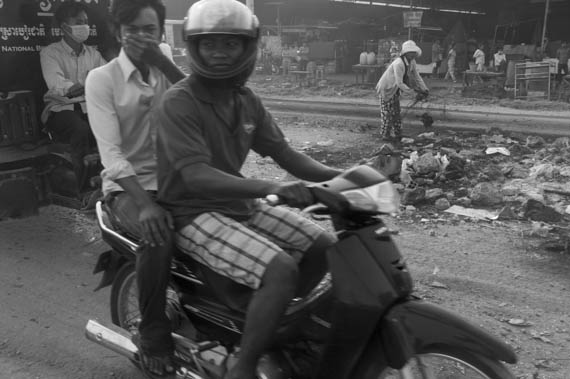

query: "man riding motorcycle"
(154, 0), (341, 378)
(85, 0), (185, 376)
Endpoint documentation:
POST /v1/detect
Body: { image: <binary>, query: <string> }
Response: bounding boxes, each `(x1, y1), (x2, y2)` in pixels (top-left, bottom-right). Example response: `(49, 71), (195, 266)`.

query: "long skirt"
(379, 91), (401, 139)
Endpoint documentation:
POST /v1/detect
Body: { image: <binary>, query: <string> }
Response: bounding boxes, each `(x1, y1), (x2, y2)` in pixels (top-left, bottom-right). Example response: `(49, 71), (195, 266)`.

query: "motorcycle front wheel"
(378, 347), (515, 379)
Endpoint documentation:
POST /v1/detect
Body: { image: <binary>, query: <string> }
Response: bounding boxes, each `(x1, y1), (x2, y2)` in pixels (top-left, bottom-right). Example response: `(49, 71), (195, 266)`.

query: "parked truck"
(0, 0), (114, 218)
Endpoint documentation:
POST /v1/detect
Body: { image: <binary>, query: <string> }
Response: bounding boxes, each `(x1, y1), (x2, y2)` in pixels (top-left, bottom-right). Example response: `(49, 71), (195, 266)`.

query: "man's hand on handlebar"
(269, 181), (314, 208)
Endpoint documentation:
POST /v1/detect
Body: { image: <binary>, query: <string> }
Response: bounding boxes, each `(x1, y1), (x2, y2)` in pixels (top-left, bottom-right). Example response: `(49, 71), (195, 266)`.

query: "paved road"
(263, 97), (570, 137)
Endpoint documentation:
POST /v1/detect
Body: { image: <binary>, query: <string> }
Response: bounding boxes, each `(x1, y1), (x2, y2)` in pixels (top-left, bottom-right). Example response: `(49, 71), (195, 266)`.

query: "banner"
(0, 0), (110, 92)
(403, 11), (423, 28)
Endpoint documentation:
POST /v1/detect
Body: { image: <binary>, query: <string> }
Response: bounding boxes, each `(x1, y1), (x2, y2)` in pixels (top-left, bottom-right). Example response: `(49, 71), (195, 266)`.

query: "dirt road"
(1, 115), (569, 379)
(0, 206), (140, 379)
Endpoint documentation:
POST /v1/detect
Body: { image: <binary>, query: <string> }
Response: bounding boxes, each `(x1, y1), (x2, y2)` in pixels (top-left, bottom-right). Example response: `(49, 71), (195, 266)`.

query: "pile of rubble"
(367, 131), (570, 226)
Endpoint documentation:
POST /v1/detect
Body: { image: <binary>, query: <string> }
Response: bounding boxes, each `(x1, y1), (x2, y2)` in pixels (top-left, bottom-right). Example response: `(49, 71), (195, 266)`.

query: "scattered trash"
(523, 199), (562, 223)
(417, 132), (436, 140)
(485, 147), (510, 156)
(316, 140), (334, 147)
(530, 331), (552, 344)
(429, 281), (448, 289)
(444, 205), (499, 220)
(507, 318), (533, 327)
(497, 206), (518, 220)
(434, 198), (451, 211)
(529, 221), (553, 238)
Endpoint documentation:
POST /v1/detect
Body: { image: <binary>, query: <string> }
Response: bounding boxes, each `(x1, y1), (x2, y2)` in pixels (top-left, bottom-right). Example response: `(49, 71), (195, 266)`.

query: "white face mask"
(64, 24), (90, 43)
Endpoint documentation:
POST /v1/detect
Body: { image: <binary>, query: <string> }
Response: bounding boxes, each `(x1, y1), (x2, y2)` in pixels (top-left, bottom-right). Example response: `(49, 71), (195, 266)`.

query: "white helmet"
(400, 40), (422, 57)
(183, 0), (259, 82)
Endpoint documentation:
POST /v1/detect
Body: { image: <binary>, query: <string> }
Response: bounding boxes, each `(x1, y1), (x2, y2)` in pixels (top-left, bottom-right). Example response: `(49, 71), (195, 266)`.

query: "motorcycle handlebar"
(265, 193), (330, 216)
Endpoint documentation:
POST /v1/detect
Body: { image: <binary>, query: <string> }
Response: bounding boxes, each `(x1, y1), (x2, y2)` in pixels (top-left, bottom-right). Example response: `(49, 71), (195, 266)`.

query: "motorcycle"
(85, 165), (517, 379)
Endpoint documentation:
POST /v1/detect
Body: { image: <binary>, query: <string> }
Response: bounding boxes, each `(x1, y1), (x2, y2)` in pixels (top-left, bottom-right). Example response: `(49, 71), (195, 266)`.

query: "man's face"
(197, 35), (245, 71)
(62, 11), (88, 30)
(119, 6), (161, 46)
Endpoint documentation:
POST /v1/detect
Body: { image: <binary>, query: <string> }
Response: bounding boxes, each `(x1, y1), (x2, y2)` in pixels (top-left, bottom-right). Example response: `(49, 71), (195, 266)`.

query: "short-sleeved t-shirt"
(156, 75), (291, 228)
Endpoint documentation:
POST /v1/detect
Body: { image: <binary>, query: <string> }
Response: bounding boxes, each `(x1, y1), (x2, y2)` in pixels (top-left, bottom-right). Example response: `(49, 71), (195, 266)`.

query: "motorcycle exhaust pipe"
(85, 319), (138, 361)
(85, 320), (205, 379)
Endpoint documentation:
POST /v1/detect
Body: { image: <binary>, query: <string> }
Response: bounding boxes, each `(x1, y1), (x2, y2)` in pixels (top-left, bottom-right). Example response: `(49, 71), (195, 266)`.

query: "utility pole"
(408, 0), (412, 40)
(540, 0), (550, 54)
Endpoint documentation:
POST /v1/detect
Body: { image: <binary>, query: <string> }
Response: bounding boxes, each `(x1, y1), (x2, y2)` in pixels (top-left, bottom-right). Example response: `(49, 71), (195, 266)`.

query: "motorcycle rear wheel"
(378, 347), (515, 379)
(110, 263), (140, 332)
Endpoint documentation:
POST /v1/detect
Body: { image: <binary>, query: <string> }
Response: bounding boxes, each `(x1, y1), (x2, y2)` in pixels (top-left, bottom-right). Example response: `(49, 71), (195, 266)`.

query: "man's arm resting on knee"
(115, 176), (173, 246)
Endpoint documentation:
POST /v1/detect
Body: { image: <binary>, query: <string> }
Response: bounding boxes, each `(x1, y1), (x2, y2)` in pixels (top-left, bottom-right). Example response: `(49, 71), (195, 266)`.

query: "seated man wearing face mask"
(40, 1), (106, 195)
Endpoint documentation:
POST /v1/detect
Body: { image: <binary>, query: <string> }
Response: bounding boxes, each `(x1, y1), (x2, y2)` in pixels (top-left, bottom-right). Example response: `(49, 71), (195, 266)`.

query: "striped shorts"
(176, 201), (326, 289)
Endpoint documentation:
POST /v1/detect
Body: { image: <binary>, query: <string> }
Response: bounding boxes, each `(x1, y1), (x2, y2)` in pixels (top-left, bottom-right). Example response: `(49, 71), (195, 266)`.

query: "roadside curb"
(263, 96), (570, 137)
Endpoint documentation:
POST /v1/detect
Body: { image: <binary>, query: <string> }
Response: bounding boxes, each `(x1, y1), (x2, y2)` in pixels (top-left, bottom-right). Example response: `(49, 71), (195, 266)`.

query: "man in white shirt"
(493, 47), (507, 73)
(40, 2), (106, 193)
(473, 44), (486, 72)
(85, 0), (184, 376)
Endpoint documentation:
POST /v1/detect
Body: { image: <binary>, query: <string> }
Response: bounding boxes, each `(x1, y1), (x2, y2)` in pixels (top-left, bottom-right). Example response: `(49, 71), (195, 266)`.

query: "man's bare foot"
(132, 334), (175, 378)
(141, 353), (175, 377)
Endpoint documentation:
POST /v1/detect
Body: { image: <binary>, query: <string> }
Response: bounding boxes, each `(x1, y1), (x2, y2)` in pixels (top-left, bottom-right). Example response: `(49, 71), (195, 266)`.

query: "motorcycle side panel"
(326, 233), (402, 308)
(314, 234), (398, 379)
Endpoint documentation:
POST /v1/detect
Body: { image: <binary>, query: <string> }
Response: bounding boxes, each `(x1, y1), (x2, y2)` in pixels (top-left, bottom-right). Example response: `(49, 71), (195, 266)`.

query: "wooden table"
(352, 64), (384, 85)
(463, 70), (505, 87)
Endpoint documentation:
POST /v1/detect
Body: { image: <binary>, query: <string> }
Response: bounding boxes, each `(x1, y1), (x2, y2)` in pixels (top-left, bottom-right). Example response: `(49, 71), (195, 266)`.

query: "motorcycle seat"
(97, 202), (262, 313)
(173, 253), (253, 313)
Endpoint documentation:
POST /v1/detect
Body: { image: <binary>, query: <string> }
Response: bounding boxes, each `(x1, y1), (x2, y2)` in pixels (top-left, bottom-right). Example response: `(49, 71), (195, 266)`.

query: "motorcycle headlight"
(341, 181), (400, 214)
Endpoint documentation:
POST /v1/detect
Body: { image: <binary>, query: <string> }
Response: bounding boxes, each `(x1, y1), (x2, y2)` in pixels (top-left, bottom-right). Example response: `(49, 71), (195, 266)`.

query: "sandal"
(131, 333), (176, 378)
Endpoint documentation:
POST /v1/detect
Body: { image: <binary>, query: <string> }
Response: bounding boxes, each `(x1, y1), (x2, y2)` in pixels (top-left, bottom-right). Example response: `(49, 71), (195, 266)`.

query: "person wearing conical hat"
(375, 40), (429, 144)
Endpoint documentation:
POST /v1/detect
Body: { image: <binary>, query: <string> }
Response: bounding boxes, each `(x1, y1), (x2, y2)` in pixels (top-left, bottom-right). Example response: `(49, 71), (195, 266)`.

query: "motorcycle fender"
(379, 300), (518, 367)
(351, 299), (517, 379)
(93, 250), (126, 291)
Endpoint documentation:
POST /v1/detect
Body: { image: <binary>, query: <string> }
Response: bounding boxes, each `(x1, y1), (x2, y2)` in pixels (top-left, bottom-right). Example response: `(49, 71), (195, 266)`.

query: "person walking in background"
(40, 1), (106, 195)
(431, 40), (443, 77)
(473, 43), (486, 72)
(375, 40), (429, 145)
(493, 47), (507, 73)
(297, 42), (310, 70)
(472, 43), (486, 84)
(556, 42), (569, 84)
(444, 42), (457, 82)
